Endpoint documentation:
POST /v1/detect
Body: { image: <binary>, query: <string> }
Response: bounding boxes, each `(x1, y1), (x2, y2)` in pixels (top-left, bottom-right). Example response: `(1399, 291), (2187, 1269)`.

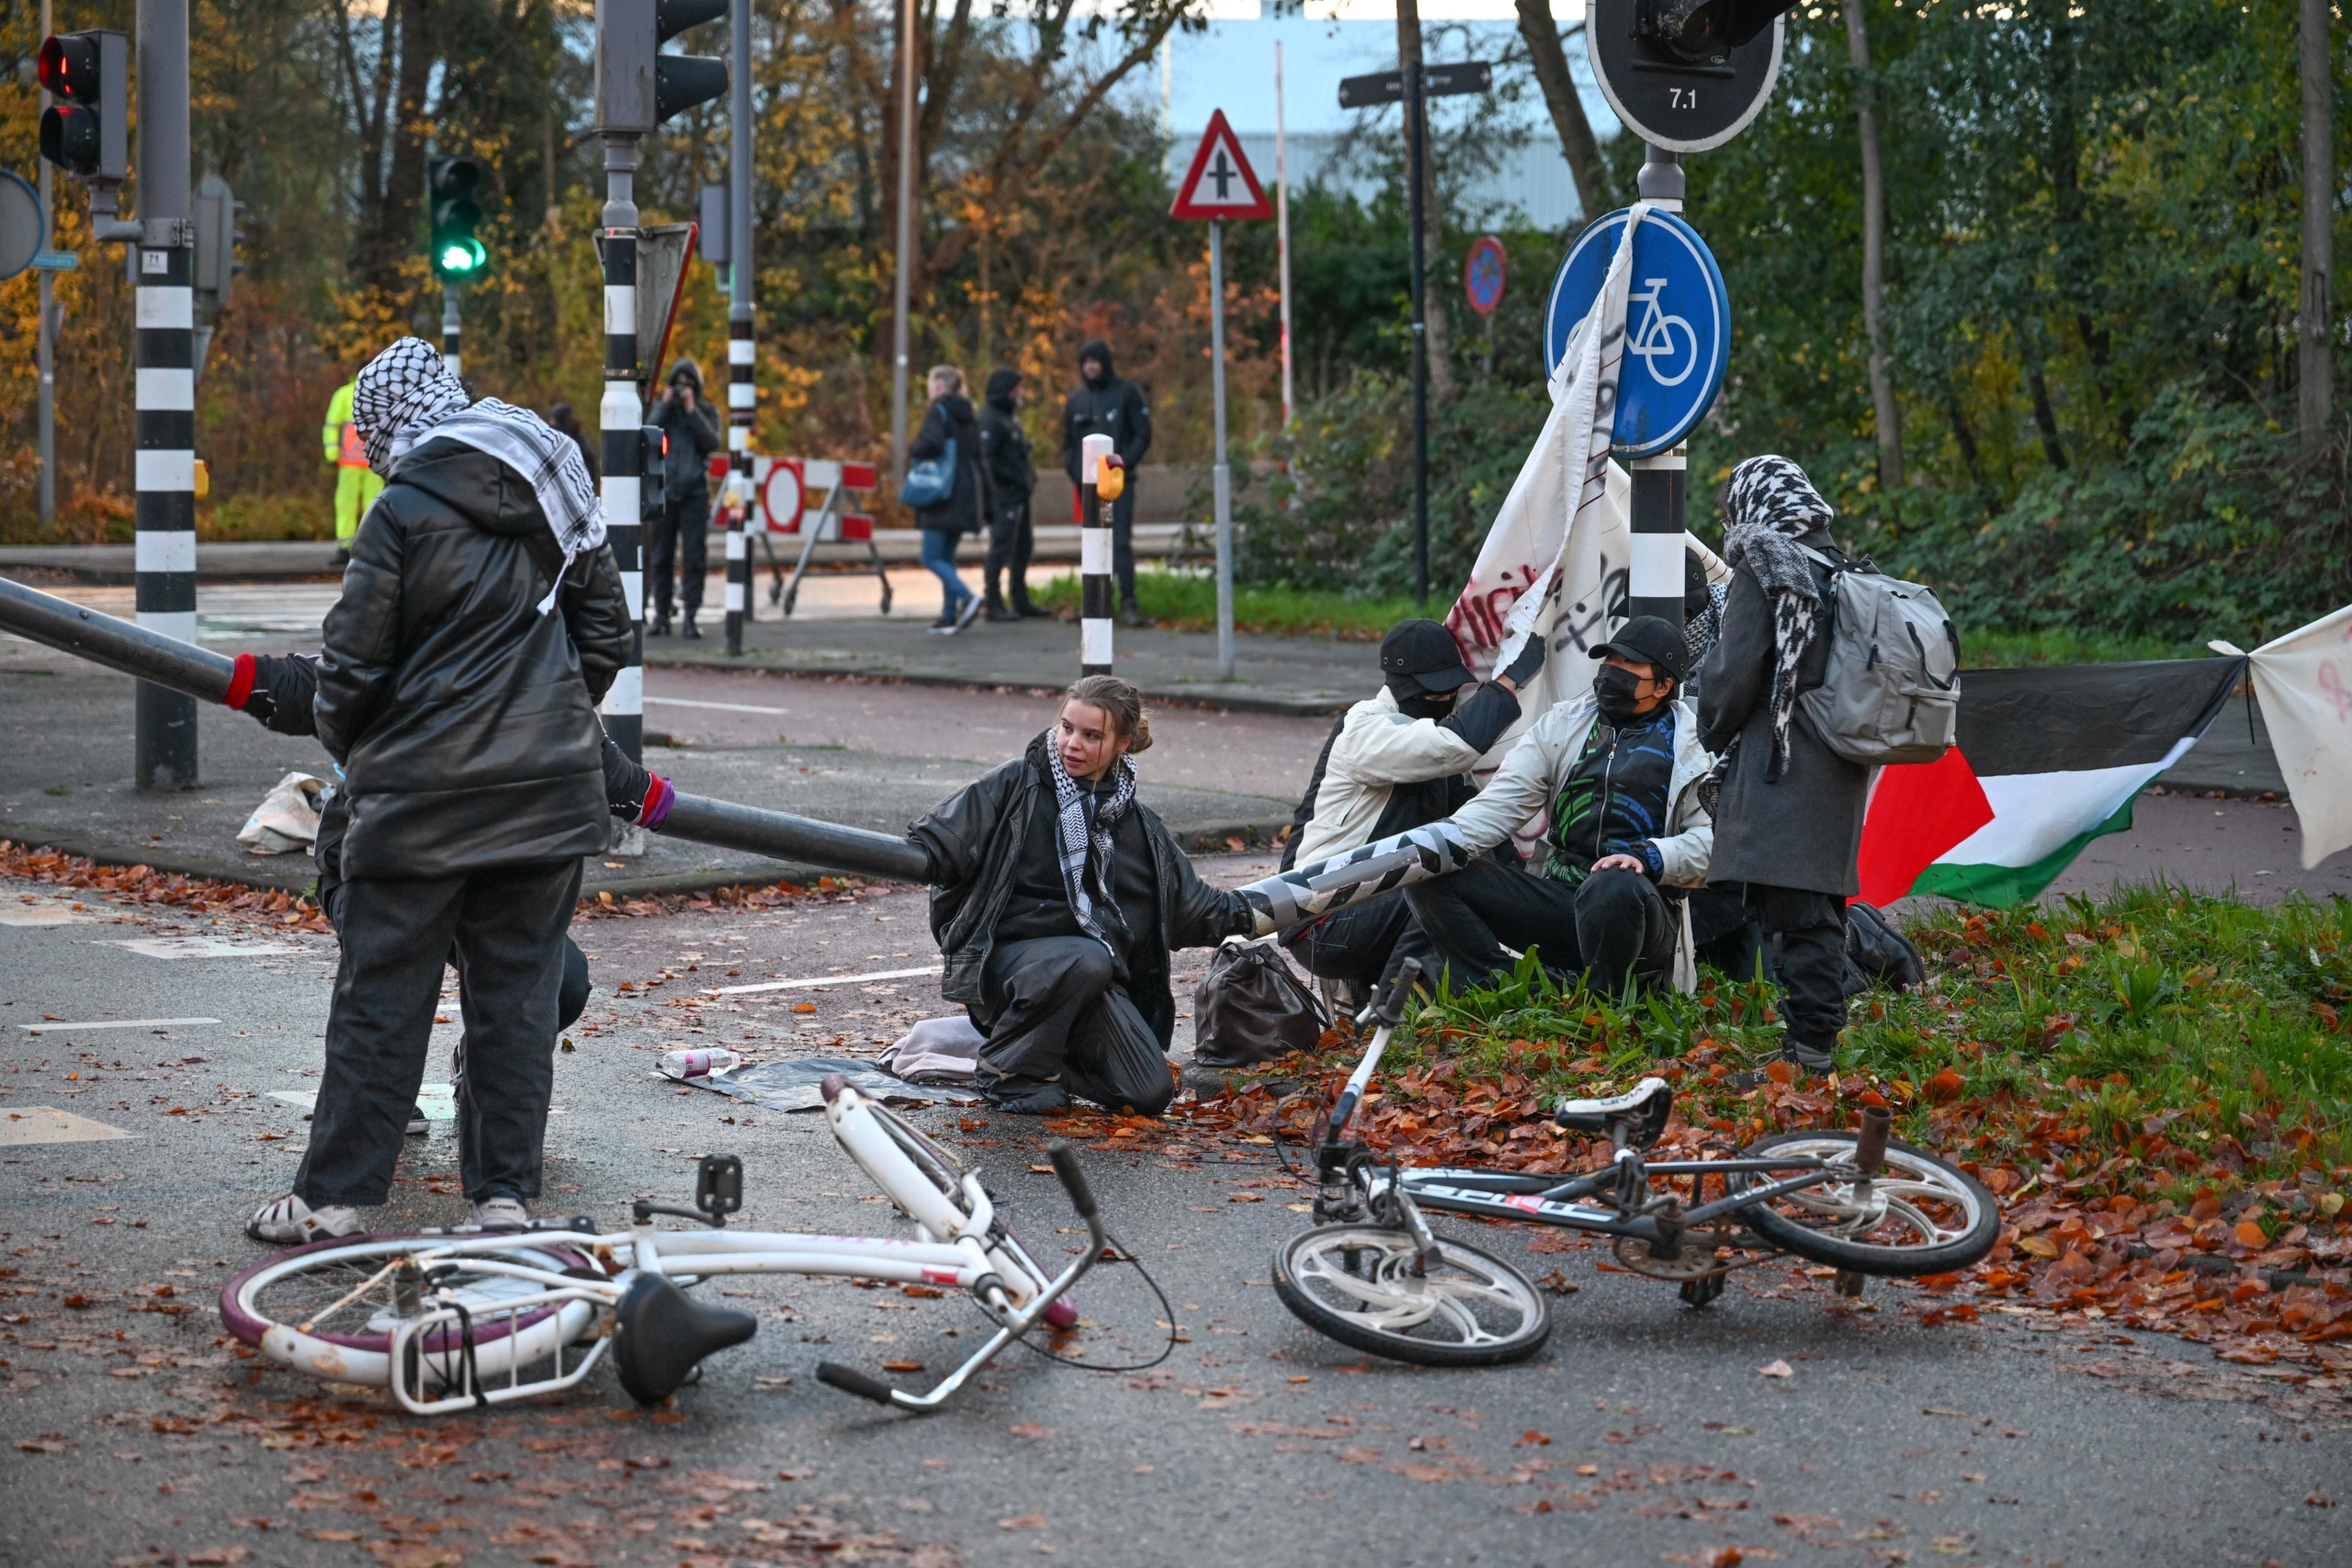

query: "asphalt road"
(5, 868), (2346, 1568)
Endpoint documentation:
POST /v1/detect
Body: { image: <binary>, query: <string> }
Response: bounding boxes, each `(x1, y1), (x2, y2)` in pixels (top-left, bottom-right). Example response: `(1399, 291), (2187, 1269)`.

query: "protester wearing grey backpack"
(1697, 456), (1935, 1080)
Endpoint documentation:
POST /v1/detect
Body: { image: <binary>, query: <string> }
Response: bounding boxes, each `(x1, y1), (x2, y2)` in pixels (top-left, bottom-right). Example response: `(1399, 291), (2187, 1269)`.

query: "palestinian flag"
(1855, 658), (2247, 908)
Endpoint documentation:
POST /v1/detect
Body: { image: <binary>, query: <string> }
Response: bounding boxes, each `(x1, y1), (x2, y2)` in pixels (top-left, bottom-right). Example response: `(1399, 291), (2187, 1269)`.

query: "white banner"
(2246, 603), (2352, 869)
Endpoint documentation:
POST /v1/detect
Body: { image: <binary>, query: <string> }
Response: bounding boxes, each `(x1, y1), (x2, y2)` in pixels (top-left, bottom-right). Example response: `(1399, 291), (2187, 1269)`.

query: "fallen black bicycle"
(1271, 962), (2000, 1367)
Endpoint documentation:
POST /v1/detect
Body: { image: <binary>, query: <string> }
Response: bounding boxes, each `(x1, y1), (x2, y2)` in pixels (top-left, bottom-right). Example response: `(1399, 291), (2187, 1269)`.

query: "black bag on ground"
(1844, 900), (1925, 990)
(1192, 939), (1329, 1069)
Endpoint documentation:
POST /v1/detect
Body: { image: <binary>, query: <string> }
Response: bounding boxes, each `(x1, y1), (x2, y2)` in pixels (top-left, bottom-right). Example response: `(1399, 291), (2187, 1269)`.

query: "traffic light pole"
(600, 134), (646, 795)
(1628, 144), (1686, 634)
(441, 283), (462, 379)
(134, 0), (197, 791)
(722, 0), (754, 658)
(1404, 60), (1430, 606)
(37, 0), (55, 536)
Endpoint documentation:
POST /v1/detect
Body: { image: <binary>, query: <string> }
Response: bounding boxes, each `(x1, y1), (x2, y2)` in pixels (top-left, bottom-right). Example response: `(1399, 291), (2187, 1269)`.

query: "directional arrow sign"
(1336, 60), (1492, 109)
(1170, 108), (1272, 222)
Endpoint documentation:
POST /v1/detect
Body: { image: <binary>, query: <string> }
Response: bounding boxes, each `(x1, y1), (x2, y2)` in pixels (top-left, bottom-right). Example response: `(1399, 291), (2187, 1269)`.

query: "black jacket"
(908, 736), (1251, 1050)
(315, 437), (635, 881)
(1696, 533), (1871, 896)
(1060, 340), (1152, 483)
(651, 384), (721, 501)
(978, 374), (1034, 515)
(908, 393), (990, 535)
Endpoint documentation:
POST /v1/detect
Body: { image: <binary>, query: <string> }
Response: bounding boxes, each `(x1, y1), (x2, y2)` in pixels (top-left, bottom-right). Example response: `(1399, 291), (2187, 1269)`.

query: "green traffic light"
(435, 237), (486, 276)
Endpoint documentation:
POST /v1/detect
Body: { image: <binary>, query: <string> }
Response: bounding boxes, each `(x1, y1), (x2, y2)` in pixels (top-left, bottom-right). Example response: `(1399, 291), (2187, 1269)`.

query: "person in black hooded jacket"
(908, 677), (1251, 1115)
(649, 358), (722, 638)
(1059, 340), (1152, 624)
(908, 366), (989, 632)
(245, 338), (633, 1245)
(978, 367), (1042, 621)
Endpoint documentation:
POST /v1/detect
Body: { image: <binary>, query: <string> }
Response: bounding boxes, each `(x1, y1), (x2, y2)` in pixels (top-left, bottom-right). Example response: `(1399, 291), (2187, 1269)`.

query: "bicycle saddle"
(1549, 1076), (1673, 1149)
(611, 1272), (758, 1405)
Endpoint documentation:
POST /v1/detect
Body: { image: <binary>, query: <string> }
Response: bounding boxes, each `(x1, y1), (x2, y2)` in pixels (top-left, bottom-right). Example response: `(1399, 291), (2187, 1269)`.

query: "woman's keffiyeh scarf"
(1721, 454), (1836, 780)
(1043, 730), (1137, 953)
(350, 337), (605, 614)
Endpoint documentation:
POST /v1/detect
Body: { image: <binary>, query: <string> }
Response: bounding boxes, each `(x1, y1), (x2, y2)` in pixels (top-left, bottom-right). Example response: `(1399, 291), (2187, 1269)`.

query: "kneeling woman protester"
(910, 677), (1254, 1115)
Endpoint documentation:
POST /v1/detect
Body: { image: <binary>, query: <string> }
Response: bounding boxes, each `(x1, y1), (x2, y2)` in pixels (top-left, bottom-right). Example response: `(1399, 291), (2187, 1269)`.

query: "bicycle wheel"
(1272, 1225), (1550, 1367)
(1732, 1131), (1998, 1277)
(220, 1235), (604, 1391)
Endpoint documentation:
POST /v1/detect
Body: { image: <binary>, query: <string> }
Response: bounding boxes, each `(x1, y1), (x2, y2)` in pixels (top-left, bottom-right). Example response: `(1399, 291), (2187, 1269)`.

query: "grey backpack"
(1797, 545), (1961, 766)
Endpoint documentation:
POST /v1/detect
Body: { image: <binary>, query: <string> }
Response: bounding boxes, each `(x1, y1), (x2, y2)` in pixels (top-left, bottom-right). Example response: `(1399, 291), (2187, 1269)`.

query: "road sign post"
(1170, 109), (1272, 683)
(1338, 60), (1492, 606)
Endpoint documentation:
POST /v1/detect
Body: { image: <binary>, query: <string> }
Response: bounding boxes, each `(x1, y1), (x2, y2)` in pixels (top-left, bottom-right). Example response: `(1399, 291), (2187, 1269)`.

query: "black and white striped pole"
(1626, 147), (1685, 633)
(598, 148), (645, 776)
(720, 0), (754, 659)
(134, 0), (197, 791)
(440, 284), (461, 379)
(1080, 433), (1115, 675)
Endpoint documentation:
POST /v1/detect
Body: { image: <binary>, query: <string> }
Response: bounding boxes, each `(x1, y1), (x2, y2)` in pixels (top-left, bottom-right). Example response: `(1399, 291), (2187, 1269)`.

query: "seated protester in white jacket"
(1407, 615), (1747, 996)
(1279, 619), (1545, 992)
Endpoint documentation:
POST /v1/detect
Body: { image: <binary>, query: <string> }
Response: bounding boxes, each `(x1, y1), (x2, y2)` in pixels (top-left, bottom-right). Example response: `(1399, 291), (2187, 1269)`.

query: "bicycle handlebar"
(816, 1360), (899, 1406)
(1373, 959), (1422, 1028)
(1046, 1140), (1096, 1221)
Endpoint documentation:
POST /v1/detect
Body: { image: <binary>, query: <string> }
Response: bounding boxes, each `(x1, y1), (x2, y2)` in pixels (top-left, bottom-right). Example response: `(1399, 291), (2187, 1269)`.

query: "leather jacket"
(315, 437), (634, 880)
(908, 734), (1251, 1047)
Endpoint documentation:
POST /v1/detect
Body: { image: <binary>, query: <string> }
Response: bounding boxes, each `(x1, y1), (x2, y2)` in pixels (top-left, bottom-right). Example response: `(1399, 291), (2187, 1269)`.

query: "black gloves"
(237, 653), (322, 737)
(1501, 634), (1547, 688)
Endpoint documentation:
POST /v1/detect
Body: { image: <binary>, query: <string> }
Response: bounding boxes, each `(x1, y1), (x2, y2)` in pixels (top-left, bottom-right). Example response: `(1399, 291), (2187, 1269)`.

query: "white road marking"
(0, 1108), (135, 1145)
(707, 964), (943, 997)
(0, 897), (98, 928)
(102, 936), (297, 960)
(268, 1083), (456, 1118)
(644, 695), (789, 715)
(20, 1017), (222, 1034)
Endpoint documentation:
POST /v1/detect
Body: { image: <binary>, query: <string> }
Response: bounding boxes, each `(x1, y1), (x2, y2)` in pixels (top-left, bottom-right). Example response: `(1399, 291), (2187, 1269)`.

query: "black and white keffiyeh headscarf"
(350, 337), (605, 614)
(1721, 454), (1837, 780)
(1042, 729), (1138, 953)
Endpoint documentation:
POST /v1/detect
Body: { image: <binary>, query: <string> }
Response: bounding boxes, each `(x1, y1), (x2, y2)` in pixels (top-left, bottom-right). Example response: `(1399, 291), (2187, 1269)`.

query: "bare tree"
(1513, 0), (1613, 220)
(2299, 0), (2335, 454)
(1395, 0), (1454, 400)
(1842, 0), (1901, 487)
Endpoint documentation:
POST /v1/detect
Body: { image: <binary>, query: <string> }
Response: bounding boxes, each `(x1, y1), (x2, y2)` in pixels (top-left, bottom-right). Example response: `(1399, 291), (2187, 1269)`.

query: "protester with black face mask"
(1279, 619), (1543, 1006)
(1407, 616), (1746, 996)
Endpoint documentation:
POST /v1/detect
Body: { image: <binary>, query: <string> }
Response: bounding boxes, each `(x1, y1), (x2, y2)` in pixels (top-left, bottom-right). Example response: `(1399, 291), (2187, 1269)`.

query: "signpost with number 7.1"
(1170, 108), (1272, 682)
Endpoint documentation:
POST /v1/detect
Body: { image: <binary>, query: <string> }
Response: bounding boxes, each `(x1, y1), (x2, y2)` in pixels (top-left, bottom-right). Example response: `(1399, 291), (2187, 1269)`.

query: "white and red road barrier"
(708, 456), (889, 617)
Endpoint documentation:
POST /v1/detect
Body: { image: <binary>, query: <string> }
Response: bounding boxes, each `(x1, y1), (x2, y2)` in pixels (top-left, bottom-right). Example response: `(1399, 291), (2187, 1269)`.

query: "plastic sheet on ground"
(684, 1055), (986, 1112)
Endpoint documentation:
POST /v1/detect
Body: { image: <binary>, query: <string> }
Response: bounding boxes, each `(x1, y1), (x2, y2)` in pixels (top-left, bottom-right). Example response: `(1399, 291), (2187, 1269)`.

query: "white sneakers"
(473, 1196), (528, 1230)
(247, 1193), (363, 1245)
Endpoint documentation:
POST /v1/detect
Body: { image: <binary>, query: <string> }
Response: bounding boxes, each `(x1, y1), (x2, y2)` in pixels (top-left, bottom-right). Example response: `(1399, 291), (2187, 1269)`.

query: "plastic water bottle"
(660, 1047), (741, 1081)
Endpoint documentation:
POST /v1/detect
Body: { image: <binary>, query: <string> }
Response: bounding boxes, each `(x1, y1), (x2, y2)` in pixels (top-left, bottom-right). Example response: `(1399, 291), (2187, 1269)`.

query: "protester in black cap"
(1279, 620), (1545, 1003)
(1060, 340), (1152, 625)
(1408, 615), (1744, 996)
(978, 369), (1043, 621)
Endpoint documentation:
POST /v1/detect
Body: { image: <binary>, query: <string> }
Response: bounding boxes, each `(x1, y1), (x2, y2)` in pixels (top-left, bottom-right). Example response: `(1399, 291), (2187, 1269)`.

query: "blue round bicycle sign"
(1543, 207), (1730, 458)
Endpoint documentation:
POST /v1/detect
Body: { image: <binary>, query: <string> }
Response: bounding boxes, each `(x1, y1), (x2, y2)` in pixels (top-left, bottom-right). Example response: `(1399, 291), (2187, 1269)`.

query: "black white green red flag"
(1855, 658), (2247, 908)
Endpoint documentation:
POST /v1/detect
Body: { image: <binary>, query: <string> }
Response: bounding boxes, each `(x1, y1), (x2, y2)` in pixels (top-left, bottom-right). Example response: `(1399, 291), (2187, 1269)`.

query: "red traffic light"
(38, 34), (101, 99)
(38, 31), (127, 182)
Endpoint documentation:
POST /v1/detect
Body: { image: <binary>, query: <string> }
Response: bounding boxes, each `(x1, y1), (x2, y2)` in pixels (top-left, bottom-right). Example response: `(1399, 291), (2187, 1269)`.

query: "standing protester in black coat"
(908, 367), (990, 632)
(1060, 340), (1152, 624)
(246, 337), (633, 1244)
(978, 368), (1043, 621)
(548, 400), (599, 484)
(1695, 455), (1871, 1078)
(649, 358), (722, 638)
(908, 678), (1253, 1115)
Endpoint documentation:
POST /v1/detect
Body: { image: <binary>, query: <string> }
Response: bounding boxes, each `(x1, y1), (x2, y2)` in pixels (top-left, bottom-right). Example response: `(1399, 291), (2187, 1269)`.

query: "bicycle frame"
(235, 1081), (1108, 1416)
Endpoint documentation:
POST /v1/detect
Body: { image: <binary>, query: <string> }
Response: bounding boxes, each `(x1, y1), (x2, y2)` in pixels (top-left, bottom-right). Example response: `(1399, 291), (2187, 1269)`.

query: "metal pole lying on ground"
(1208, 218), (1235, 682)
(134, 0), (197, 790)
(1080, 432), (1114, 675)
(1232, 820), (1479, 937)
(722, 0), (754, 658)
(0, 575), (933, 886)
(1627, 145), (1686, 633)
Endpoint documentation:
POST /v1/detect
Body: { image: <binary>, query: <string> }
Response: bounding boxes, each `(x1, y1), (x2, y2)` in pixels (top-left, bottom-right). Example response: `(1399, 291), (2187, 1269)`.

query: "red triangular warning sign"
(1170, 108), (1272, 222)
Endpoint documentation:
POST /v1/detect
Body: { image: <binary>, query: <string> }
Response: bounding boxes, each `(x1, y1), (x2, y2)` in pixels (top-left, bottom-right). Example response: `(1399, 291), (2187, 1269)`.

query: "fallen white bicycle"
(219, 1074), (1105, 1415)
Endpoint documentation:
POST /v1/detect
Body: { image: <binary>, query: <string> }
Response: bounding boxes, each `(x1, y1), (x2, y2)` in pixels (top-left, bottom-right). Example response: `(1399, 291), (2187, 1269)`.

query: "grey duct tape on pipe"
(0, 572), (934, 887)
(1235, 822), (1479, 936)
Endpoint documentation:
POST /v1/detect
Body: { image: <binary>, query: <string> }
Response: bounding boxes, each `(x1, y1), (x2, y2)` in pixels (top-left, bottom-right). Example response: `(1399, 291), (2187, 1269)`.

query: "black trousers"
(1280, 891), (1432, 988)
(977, 936), (1172, 1115)
(1748, 884), (1848, 1053)
(986, 499), (1035, 607)
(1408, 860), (1676, 996)
(296, 859), (582, 1207)
(648, 491), (710, 617)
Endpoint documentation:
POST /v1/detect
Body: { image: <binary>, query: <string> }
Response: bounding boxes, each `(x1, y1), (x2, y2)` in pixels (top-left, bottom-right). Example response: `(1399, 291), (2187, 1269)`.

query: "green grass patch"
(1960, 625), (2214, 667)
(1029, 569), (1421, 641)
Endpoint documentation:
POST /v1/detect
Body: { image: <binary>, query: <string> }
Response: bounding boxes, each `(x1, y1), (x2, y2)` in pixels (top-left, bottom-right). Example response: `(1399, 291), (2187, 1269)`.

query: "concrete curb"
(639, 648), (1351, 717)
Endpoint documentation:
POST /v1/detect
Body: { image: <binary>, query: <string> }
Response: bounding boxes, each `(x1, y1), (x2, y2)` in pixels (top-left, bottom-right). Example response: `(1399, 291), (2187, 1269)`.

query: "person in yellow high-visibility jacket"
(323, 380), (385, 558)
